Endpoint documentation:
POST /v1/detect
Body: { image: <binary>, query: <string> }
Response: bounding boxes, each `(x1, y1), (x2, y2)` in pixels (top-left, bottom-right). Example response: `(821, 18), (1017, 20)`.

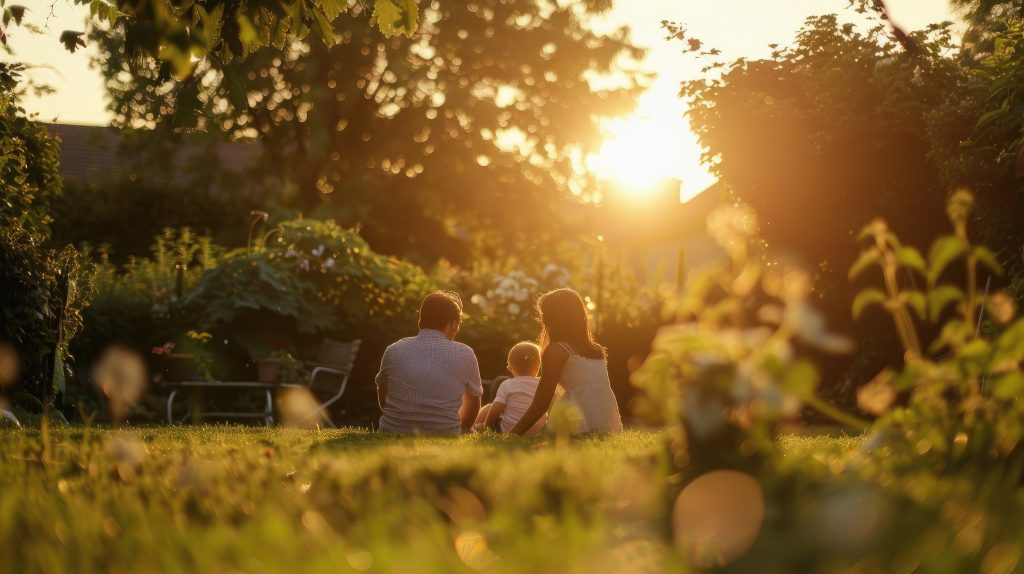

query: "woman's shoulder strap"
(556, 342), (576, 356)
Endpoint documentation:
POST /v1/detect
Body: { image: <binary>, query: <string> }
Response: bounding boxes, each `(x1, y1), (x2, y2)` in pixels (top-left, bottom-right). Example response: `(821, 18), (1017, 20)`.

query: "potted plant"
(153, 342), (196, 382)
(257, 341), (307, 384)
(256, 355), (283, 383)
(185, 330), (215, 382)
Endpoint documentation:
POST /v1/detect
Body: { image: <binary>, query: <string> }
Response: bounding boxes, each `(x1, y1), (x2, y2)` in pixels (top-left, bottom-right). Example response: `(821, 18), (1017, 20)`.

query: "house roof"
(601, 179), (724, 246)
(43, 123), (262, 184)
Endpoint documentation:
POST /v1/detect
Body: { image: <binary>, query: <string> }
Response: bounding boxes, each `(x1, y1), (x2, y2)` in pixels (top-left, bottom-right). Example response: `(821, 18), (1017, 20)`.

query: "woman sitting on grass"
(474, 342), (547, 434)
(508, 288), (623, 435)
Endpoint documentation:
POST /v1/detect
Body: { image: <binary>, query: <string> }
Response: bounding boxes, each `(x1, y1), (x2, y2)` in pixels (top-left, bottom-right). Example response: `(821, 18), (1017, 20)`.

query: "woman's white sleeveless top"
(554, 342), (623, 432)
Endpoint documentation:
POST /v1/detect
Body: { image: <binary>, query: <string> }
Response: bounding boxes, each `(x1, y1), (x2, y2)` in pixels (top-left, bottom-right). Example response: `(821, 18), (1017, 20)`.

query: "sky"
(10, 0), (957, 201)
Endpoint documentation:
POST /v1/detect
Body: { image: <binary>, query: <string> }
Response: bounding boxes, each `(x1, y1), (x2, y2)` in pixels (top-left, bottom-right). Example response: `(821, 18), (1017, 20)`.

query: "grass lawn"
(1, 426), (699, 573)
(0, 425), (866, 573)
(26, 424), (1023, 573)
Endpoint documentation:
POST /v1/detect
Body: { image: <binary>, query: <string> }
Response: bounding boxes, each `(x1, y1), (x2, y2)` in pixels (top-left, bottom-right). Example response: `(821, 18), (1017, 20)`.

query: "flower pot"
(257, 359), (282, 384)
(162, 353), (198, 381)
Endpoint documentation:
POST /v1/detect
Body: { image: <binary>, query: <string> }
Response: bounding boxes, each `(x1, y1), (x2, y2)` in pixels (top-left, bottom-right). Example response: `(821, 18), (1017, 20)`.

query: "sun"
(589, 117), (676, 192)
(588, 109), (716, 203)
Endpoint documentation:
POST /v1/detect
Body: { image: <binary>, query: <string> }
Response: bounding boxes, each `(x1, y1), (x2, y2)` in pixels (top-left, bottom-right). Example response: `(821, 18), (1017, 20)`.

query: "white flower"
(507, 303), (521, 315)
(311, 244), (326, 257)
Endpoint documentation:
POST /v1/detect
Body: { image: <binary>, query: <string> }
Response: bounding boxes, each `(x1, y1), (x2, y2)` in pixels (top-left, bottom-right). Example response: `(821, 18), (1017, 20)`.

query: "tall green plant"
(851, 190), (1024, 469)
(631, 203), (859, 470)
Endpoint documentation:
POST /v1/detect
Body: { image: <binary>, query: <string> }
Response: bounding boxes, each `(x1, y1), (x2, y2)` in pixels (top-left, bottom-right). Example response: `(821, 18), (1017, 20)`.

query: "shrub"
(0, 64), (92, 410)
(849, 190), (1024, 472)
(0, 225), (91, 408)
(176, 219), (433, 424)
(69, 230), (220, 417)
(630, 190), (1024, 569)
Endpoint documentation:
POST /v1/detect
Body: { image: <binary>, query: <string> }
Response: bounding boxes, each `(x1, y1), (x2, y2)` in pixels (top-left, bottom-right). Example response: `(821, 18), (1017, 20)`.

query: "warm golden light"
(588, 105), (716, 203)
(589, 116), (680, 194)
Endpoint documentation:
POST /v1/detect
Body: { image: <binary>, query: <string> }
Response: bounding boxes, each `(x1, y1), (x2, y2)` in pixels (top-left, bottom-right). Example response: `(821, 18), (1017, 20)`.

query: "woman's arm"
(483, 402), (505, 429)
(509, 345), (568, 435)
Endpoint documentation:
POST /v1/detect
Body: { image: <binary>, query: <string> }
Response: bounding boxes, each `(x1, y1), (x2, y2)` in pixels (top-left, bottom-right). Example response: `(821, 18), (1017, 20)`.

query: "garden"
(4, 0), (1024, 572)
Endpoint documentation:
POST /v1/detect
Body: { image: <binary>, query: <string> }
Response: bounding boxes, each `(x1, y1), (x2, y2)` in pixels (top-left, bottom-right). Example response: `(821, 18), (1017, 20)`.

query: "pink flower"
(151, 342), (175, 356)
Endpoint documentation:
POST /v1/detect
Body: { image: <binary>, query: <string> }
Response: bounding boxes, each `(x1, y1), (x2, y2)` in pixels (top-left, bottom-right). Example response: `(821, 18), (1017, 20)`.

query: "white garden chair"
(304, 339), (361, 427)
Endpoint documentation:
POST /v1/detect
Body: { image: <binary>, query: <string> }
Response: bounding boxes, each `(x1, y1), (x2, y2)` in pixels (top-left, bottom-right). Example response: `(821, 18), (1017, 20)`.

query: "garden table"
(163, 381), (304, 426)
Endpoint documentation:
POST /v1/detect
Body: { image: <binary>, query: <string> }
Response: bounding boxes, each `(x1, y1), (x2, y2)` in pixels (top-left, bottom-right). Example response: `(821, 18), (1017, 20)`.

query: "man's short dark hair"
(418, 291), (463, 330)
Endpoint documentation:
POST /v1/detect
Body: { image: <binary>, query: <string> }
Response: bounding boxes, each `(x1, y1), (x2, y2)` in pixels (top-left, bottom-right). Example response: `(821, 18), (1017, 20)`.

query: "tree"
(927, 20), (1024, 276)
(0, 64), (62, 238)
(678, 15), (965, 402)
(683, 16), (958, 285)
(2, 0), (420, 69)
(95, 1), (643, 263)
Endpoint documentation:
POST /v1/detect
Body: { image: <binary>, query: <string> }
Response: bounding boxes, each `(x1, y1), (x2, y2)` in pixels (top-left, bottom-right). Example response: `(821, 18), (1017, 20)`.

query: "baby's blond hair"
(507, 341), (541, 376)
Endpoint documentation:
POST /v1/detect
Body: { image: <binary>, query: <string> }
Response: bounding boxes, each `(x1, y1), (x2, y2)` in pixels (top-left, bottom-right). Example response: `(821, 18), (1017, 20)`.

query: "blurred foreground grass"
(0, 426), (880, 573)
(1, 426), (680, 573)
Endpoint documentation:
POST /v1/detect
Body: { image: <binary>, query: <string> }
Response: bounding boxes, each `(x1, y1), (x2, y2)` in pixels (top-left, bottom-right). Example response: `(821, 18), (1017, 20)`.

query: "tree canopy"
(683, 15), (958, 286)
(94, 0), (644, 263)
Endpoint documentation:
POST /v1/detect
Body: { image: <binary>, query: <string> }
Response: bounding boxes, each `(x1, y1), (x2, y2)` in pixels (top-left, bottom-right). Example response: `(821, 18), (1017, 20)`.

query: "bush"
(0, 64), (92, 410)
(175, 219), (433, 424)
(70, 229), (221, 398)
(629, 190), (1024, 569)
(0, 225), (90, 408)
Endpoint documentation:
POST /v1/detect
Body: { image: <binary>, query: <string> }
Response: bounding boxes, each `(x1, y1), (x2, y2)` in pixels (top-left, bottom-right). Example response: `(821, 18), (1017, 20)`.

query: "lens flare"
(105, 433), (149, 481)
(454, 530), (500, 571)
(277, 387), (326, 428)
(440, 486), (487, 528)
(0, 342), (20, 389)
(672, 470), (765, 568)
(91, 346), (148, 423)
(604, 540), (668, 574)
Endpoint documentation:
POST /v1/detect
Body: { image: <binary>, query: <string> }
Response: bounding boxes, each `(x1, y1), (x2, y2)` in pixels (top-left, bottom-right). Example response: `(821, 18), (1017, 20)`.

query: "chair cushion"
(317, 339), (360, 368)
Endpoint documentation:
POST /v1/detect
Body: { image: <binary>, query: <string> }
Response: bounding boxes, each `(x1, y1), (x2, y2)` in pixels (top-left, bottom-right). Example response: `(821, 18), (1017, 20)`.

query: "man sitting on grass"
(375, 290), (482, 435)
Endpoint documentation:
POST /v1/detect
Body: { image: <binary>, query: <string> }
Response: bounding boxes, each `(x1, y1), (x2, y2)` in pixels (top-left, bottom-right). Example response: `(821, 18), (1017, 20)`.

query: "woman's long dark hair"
(537, 288), (606, 359)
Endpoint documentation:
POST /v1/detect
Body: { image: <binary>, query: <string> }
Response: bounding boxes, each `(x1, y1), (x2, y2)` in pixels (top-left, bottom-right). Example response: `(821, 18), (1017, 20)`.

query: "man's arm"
(375, 370), (388, 410)
(459, 346), (483, 433)
(459, 393), (481, 433)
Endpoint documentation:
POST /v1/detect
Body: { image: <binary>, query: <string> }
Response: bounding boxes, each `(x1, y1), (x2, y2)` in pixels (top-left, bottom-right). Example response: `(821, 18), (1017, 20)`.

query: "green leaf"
(310, 7), (336, 46)
(782, 359), (818, 397)
(905, 290), (926, 319)
(59, 30), (86, 53)
(976, 108), (1004, 130)
(8, 5), (24, 25)
(371, 0), (418, 37)
(927, 236), (968, 284)
(852, 288), (886, 320)
(992, 371), (1024, 399)
(320, 0), (345, 21)
(849, 247), (881, 280)
(236, 12), (259, 46)
(928, 285), (964, 322)
(973, 246), (1003, 276)
(895, 247), (925, 274)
